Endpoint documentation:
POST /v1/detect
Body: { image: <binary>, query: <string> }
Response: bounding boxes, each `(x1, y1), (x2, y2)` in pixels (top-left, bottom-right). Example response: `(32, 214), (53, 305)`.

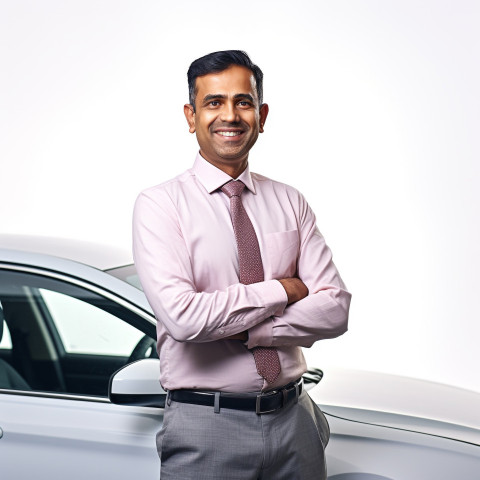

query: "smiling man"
(133, 50), (351, 480)
(183, 63), (268, 178)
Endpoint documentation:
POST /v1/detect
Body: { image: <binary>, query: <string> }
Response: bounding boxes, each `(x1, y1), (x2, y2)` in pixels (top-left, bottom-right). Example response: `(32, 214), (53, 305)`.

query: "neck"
(200, 152), (248, 179)
(221, 162), (248, 179)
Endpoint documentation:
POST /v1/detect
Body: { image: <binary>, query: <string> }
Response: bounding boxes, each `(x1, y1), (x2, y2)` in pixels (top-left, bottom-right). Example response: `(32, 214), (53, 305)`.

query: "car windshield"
(105, 264), (143, 291)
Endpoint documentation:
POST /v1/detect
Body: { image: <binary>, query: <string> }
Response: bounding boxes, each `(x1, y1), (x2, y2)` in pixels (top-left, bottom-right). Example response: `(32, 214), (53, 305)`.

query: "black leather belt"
(168, 378), (303, 415)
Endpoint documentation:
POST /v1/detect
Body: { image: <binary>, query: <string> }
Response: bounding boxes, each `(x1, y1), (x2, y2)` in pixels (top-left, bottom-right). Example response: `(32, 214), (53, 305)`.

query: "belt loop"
(166, 390), (172, 407)
(214, 392), (221, 414)
(294, 381), (299, 404)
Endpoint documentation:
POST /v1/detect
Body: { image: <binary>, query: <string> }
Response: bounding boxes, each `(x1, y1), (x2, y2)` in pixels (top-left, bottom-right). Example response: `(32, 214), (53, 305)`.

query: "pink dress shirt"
(133, 154), (351, 392)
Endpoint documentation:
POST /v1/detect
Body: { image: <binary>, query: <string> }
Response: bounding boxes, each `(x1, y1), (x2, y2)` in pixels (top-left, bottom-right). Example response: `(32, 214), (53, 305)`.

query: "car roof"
(0, 235), (151, 316)
(0, 234), (133, 270)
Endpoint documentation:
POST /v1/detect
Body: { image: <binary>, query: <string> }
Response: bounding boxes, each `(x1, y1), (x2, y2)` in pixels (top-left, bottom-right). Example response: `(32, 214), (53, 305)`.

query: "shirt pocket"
(264, 230), (300, 279)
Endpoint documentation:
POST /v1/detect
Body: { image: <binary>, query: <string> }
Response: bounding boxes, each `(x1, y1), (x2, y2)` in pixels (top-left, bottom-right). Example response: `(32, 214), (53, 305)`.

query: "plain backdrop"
(1, 0), (479, 392)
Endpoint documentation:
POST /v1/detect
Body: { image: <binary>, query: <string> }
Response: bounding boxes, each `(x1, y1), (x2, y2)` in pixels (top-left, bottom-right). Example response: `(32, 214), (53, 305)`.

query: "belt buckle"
(256, 390), (278, 415)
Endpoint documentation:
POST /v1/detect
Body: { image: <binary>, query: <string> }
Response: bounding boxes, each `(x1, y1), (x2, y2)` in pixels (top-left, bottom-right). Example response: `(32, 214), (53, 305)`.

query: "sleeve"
(247, 191), (351, 349)
(133, 189), (288, 343)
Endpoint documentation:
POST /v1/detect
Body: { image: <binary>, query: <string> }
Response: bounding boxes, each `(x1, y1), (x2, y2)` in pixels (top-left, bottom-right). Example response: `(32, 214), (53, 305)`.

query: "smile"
(216, 131), (243, 137)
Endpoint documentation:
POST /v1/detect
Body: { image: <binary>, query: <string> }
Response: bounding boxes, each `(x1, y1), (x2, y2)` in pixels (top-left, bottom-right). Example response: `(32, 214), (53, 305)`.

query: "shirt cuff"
(247, 316), (274, 348)
(250, 279), (288, 317)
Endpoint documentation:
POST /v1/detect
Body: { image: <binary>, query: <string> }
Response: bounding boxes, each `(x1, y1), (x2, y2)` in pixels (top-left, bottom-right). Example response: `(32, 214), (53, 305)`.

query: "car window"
(0, 269), (156, 397)
(39, 288), (143, 356)
(0, 319), (12, 350)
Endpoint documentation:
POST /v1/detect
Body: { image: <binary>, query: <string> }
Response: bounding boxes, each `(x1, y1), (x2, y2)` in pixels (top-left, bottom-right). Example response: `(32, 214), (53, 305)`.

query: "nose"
(220, 101), (239, 123)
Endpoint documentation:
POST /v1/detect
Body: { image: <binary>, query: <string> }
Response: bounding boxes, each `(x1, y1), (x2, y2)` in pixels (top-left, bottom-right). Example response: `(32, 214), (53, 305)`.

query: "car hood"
(308, 367), (480, 446)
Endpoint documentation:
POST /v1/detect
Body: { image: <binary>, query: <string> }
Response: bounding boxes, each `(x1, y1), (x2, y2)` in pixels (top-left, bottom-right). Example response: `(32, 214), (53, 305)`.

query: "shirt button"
(219, 329), (225, 335)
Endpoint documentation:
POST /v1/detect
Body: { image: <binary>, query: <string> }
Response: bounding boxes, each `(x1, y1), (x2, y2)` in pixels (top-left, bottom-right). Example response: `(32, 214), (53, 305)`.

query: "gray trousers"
(156, 389), (329, 479)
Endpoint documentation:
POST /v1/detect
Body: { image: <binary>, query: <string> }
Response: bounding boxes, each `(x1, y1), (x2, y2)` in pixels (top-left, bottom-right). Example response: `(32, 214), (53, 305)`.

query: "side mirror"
(109, 358), (166, 407)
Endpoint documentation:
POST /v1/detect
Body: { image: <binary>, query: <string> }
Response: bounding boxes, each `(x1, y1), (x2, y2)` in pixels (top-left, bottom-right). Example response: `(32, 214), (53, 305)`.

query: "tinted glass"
(0, 269), (155, 396)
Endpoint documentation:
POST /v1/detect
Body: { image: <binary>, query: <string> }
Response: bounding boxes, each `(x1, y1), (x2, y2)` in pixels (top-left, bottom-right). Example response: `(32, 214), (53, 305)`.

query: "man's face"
(184, 65), (268, 175)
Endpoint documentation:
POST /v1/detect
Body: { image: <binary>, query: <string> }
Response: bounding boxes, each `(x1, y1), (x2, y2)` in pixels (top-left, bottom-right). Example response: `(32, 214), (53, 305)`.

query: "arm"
(133, 190), (288, 343)
(247, 193), (351, 349)
(226, 278), (308, 340)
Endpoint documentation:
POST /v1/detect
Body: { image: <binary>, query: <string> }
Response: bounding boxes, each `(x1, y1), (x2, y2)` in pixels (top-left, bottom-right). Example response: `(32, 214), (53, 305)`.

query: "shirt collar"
(192, 152), (256, 194)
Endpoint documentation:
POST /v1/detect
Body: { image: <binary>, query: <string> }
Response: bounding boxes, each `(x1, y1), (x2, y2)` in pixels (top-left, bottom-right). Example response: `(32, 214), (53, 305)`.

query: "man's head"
(187, 50), (264, 112)
(184, 50), (269, 177)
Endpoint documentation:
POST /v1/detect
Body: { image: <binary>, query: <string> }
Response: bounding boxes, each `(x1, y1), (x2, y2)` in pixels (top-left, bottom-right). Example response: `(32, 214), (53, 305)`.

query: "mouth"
(214, 129), (244, 139)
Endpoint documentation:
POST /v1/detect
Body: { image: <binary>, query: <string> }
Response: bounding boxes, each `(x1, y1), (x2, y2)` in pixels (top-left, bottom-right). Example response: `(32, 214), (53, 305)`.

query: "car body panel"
(325, 413), (480, 479)
(308, 369), (480, 446)
(1, 391), (161, 479)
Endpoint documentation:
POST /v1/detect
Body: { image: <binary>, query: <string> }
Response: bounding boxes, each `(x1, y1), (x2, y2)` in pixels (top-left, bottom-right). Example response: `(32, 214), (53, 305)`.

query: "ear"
(259, 103), (269, 133)
(184, 104), (196, 133)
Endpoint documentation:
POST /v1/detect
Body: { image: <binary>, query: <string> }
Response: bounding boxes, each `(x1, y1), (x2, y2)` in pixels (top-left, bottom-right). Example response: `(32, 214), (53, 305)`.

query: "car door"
(0, 265), (161, 480)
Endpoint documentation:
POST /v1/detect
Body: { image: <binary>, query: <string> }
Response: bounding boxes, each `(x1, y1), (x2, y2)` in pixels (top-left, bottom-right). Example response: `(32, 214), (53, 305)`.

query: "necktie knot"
(221, 180), (245, 198)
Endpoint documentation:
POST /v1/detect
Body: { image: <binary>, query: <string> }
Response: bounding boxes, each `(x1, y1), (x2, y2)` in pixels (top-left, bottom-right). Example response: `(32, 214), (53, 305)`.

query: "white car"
(1, 235), (479, 479)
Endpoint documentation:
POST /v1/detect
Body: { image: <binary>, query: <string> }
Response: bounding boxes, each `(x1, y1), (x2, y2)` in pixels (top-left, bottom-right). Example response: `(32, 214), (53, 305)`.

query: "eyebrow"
(202, 93), (255, 103)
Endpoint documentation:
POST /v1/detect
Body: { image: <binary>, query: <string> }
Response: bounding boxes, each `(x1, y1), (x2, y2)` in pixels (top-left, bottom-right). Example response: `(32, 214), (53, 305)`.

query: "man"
(133, 50), (351, 480)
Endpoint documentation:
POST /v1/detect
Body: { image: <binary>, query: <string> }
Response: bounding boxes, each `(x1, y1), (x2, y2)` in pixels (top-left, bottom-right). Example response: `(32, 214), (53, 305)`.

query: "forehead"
(195, 65), (257, 100)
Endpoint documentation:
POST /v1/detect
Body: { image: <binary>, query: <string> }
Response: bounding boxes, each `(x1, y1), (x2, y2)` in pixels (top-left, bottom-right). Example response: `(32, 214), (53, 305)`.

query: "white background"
(1, 1), (479, 392)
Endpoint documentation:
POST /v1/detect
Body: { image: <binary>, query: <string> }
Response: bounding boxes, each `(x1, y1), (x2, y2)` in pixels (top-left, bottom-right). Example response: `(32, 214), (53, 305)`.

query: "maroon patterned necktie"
(221, 180), (281, 384)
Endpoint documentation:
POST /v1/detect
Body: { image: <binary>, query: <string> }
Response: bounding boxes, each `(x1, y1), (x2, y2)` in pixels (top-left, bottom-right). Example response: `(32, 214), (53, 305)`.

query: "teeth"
(217, 131), (241, 137)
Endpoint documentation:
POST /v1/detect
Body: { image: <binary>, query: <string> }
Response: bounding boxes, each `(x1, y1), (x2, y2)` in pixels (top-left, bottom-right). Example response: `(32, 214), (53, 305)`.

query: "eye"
(208, 101), (220, 107)
(237, 101), (251, 107)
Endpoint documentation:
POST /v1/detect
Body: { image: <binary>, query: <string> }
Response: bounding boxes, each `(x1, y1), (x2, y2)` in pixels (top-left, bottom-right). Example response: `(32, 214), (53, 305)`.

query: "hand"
(278, 278), (309, 304)
(225, 331), (248, 341)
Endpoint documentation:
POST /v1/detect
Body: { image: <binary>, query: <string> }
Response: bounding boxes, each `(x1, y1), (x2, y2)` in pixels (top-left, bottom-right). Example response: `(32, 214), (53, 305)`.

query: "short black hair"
(187, 50), (263, 110)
